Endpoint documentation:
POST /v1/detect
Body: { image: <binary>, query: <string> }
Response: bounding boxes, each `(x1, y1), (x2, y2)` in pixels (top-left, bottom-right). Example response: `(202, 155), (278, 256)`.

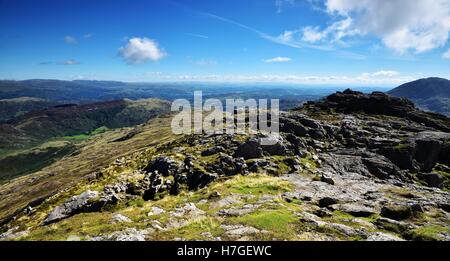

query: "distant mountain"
(388, 77), (450, 115)
(0, 97), (59, 122)
(0, 79), (387, 111)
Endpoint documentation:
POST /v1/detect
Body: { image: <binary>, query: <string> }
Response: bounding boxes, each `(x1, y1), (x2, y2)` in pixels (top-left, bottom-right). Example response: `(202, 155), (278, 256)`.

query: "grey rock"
(44, 190), (106, 225)
(201, 146), (225, 156)
(111, 214), (132, 224)
(417, 173), (444, 188)
(148, 206), (165, 216)
(380, 204), (412, 221)
(334, 203), (377, 217)
(234, 139), (263, 159)
(319, 197), (339, 208)
(366, 232), (404, 241)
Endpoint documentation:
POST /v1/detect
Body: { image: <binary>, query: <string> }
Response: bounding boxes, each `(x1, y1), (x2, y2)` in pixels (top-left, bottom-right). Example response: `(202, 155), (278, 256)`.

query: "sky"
(0, 0), (450, 86)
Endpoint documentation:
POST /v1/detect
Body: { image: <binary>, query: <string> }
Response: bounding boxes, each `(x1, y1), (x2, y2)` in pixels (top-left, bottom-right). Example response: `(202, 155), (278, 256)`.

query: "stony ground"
(1, 90), (449, 241)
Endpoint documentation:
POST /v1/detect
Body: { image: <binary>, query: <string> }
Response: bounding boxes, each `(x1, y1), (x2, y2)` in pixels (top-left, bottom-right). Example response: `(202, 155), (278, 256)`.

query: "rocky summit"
(1, 90), (449, 241)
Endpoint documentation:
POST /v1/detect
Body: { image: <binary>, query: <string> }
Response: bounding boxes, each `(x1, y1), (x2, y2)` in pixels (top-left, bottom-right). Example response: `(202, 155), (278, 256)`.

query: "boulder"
(380, 204), (412, 221)
(417, 173), (444, 188)
(234, 139), (263, 159)
(259, 136), (289, 156)
(143, 172), (164, 200)
(362, 157), (398, 179)
(414, 139), (442, 172)
(144, 156), (181, 177)
(334, 203), (377, 217)
(320, 174), (335, 185)
(187, 170), (218, 190)
(201, 146), (225, 156)
(280, 117), (308, 137)
(43, 190), (107, 225)
(318, 197), (338, 208)
(111, 214), (132, 224)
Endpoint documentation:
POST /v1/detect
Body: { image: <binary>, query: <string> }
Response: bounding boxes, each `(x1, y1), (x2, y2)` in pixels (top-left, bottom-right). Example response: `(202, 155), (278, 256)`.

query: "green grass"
(63, 126), (109, 141)
(233, 208), (298, 239)
(408, 225), (450, 241)
(216, 174), (292, 195)
(167, 217), (224, 240)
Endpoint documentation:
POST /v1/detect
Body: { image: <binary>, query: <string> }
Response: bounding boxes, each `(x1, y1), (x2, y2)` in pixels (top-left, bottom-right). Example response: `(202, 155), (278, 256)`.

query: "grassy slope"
(0, 115), (177, 223)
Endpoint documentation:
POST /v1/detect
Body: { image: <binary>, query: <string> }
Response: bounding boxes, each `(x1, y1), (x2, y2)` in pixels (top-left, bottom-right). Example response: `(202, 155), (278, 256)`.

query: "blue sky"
(1, 0), (450, 86)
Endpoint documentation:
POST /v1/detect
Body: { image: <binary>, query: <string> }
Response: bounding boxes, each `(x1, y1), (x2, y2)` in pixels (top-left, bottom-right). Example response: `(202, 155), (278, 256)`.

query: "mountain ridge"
(388, 77), (450, 115)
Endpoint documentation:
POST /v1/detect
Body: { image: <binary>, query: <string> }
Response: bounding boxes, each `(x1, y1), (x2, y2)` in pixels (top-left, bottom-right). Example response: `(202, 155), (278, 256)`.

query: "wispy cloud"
(443, 49), (450, 59)
(185, 33), (209, 39)
(60, 59), (80, 65)
(264, 57), (292, 63)
(38, 61), (52, 65)
(275, 0), (295, 14)
(83, 33), (94, 39)
(197, 10), (332, 51)
(64, 35), (77, 44)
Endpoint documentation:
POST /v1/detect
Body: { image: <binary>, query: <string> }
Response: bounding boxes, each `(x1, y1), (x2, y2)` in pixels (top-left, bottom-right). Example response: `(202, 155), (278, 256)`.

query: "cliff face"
(1, 90), (449, 241)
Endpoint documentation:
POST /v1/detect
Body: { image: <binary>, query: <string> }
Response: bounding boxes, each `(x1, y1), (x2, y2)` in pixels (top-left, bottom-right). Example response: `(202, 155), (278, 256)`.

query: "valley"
(0, 89), (449, 241)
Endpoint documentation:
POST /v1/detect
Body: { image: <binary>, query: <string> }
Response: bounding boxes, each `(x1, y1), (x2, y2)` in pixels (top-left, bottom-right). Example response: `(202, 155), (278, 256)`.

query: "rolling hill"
(0, 97), (59, 122)
(388, 77), (450, 115)
(0, 98), (171, 181)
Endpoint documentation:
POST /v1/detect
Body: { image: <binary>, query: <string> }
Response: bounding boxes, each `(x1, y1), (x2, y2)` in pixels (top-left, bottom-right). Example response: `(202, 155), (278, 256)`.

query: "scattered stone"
(366, 232), (404, 241)
(221, 224), (261, 237)
(148, 207), (165, 216)
(208, 191), (221, 199)
(111, 214), (132, 224)
(201, 146), (225, 156)
(170, 203), (205, 218)
(99, 228), (151, 241)
(217, 204), (259, 216)
(320, 174), (335, 185)
(0, 227), (29, 240)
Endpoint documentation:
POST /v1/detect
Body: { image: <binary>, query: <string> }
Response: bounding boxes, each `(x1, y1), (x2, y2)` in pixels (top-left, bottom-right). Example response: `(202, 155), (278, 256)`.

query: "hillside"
(388, 77), (450, 115)
(0, 98), (171, 150)
(1, 90), (449, 241)
(0, 97), (59, 122)
(0, 98), (171, 182)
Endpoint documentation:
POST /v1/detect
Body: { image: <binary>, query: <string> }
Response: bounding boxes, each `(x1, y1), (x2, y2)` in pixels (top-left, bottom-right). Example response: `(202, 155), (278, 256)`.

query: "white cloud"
(301, 26), (326, 43)
(362, 70), (400, 78)
(64, 36), (77, 44)
(443, 49), (450, 59)
(118, 37), (167, 64)
(308, 0), (450, 54)
(61, 59), (79, 65)
(140, 70), (413, 85)
(264, 57), (292, 63)
(83, 33), (94, 39)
